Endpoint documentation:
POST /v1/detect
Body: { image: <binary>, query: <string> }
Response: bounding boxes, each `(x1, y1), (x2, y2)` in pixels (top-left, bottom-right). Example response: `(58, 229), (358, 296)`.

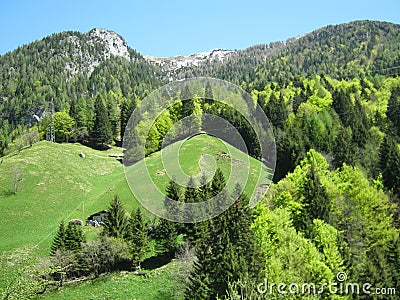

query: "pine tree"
(204, 81), (214, 106)
(193, 174), (212, 244)
(120, 96), (137, 138)
(127, 208), (148, 268)
(387, 87), (400, 135)
(164, 179), (184, 233)
(265, 92), (287, 129)
(154, 218), (178, 258)
(92, 94), (112, 145)
(185, 185), (263, 299)
(332, 126), (357, 168)
(211, 168), (226, 197)
(50, 220), (66, 256)
(185, 242), (212, 299)
(64, 222), (85, 252)
(183, 177), (199, 243)
(379, 134), (400, 195)
(297, 162), (331, 236)
(332, 88), (355, 128)
(103, 195), (129, 239)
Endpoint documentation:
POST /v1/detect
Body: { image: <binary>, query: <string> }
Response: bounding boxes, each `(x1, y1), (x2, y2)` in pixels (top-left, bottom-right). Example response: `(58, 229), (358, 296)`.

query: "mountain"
(1, 20), (400, 150)
(144, 48), (235, 80)
(140, 20), (400, 86)
(252, 20), (400, 87)
(0, 28), (160, 125)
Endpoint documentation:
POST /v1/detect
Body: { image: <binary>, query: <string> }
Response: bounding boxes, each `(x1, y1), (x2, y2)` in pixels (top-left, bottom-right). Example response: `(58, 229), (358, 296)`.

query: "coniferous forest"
(1, 20), (400, 299)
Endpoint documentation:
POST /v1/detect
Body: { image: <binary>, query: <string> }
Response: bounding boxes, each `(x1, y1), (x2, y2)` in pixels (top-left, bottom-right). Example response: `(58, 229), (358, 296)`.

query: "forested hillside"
(1, 20), (400, 299)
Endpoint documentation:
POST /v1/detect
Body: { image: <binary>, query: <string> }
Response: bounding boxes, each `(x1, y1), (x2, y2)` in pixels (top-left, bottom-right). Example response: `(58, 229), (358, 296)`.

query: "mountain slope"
(0, 28), (160, 125)
(252, 20), (400, 86)
(0, 134), (268, 254)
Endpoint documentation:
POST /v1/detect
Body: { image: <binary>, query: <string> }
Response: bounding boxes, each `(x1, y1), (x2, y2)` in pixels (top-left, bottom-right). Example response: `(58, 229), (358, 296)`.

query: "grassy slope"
(0, 141), (136, 255)
(0, 134), (270, 299)
(37, 260), (186, 300)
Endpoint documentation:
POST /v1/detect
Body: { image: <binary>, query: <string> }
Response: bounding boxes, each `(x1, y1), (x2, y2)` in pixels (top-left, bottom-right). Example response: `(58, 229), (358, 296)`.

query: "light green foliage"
(54, 111), (75, 142)
(252, 207), (338, 296)
(257, 149), (399, 295)
(312, 219), (343, 272)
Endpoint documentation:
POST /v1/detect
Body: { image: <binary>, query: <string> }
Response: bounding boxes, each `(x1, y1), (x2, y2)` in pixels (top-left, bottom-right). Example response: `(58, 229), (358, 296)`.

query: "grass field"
(36, 260), (187, 300)
(0, 134), (271, 299)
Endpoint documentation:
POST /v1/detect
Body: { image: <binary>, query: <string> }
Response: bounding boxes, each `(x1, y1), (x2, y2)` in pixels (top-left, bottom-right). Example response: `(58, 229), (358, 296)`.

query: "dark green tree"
(92, 95), (112, 145)
(127, 208), (148, 268)
(204, 81), (214, 106)
(332, 126), (357, 168)
(50, 220), (66, 255)
(185, 242), (212, 299)
(120, 96), (137, 138)
(154, 218), (178, 258)
(379, 134), (400, 195)
(296, 162), (331, 236)
(183, 177), (199, 243)
(264, 92), (287, 129)
(211, 168), (226, 197)
(332, 88), (355, 128)
(387, 87), (400, 135)
(103, 195), (129, 239)
(185, 186), (263, 299)
(64, 222), (85, 252)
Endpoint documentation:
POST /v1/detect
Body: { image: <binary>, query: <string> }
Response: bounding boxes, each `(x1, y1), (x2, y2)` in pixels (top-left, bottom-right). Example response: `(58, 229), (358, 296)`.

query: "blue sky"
(0, 0), (399, 57)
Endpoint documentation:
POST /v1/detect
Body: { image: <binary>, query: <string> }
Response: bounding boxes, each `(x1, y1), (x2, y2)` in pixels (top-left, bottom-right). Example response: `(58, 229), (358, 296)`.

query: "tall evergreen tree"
(184, 177), (199, 243)
(211, 168), (226, 197)
(185, 185), (263, 299)
(296, 162), (331, 236)
(204, 81), (214, 106)
(50, 220), (66, 256)
(379, 134), (400, 195)
(332, 126), (357, 168)
(164, 178), (184, 233)
(387, 87), (400, 135)
(92, 94), (112, 145)
(127, 208), (148, 268)
(332, 88), (355, 128)
(120, 96), (137, 138)
(154, 218), (178, 258)
(265, 92), (287, 129)
(103, 195), (129, 239)
(64, 222), (85, 252)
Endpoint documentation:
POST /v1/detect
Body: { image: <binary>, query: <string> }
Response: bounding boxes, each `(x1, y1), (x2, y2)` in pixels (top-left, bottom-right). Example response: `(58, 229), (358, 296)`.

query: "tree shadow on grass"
(141, 253), (173, 270)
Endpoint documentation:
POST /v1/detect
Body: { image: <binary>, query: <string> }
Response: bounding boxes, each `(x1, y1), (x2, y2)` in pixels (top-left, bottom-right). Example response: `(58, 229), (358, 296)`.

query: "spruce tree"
(120, 96), (137, 138)
(50, 220), (66, 256)
(332, 126), (357, 168)
(65, 222), (85, 252)
(164, 179), (184, 233)
(154, 218), (178, 258)
(128, 208), (148, 268)
(194, 174), (212, 243)
(103, 195), (129, 239)
(204, 81), (214, 106)
(297, 162), (331, 236)
(379, 134), (400, 195)
(387, 87), (400, 135)
(184, 177), (198, 242)
(185, 185), (263, 299)
(211, 168), (226, 197)
(185, 242), (212, 299)
(92, 94), (112, 145)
